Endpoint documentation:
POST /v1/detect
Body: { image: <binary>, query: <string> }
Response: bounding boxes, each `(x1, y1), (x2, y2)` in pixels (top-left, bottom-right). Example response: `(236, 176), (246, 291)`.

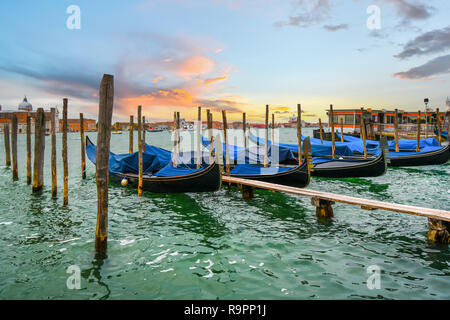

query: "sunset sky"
(1, 0), (450, 123)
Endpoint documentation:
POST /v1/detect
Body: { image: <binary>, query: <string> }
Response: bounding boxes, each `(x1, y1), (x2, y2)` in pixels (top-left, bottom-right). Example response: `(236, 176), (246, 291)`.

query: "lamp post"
(424, 98), (429, 138)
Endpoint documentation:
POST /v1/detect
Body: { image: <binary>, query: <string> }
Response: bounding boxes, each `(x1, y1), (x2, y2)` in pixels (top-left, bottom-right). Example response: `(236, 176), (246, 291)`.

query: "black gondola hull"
(228, 161), (310, 188)
(388, 144), (450, 167)
(311, 152), (387, 178)
(110, 163), (222, 193)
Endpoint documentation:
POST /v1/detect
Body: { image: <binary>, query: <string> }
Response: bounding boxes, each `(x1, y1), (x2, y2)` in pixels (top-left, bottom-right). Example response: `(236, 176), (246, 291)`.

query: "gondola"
(249, 134), (388, 178)
(201, 135), (310, 188)
(228, 161), (310, 188)
(310, 151), (387, 178)
(388, 144), (450, 167)
(338, 133), (450, 167)
(86, 136), (221, 193)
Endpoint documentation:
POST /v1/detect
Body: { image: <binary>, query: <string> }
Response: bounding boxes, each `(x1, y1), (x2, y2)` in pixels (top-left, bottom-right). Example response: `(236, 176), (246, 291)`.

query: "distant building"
(61, 118), (97, 132)
(446, 97), (450, 113)
(0, 96), (60, 133)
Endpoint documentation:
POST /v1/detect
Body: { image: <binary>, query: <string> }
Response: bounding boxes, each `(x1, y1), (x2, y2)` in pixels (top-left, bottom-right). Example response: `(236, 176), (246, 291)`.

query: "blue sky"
(1, 0), (449, 122)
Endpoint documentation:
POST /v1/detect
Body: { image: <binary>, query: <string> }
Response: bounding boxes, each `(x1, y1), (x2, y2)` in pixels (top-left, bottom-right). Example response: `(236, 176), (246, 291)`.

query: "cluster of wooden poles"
(317, 106), (447, 159)
(2, 99), (89, 206)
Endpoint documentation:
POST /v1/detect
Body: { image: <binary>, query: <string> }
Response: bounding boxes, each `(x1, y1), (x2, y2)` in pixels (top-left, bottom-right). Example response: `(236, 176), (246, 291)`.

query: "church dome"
(19, 96), (32, 111)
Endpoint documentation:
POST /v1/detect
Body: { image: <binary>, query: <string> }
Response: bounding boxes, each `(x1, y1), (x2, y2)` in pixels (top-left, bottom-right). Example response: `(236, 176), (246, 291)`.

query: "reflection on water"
(0, 128), (449, 299)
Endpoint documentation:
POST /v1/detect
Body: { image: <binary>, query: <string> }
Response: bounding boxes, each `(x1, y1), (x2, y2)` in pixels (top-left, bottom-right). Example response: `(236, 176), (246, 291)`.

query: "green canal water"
(0, 128), (449, 300)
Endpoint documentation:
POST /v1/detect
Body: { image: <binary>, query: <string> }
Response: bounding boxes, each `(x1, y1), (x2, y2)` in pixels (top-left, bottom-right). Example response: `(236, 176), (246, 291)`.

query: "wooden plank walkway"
(222, 176), (450, 222)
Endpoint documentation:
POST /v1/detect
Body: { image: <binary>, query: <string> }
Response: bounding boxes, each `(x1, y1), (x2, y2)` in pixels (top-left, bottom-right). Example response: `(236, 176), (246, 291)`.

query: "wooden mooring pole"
(26, 116), (32, 185)
(129, 115), (134, 154)
(11, 115), (18, 180)
(197, 106), (201, 169)
(416, 111), (421, 152)
(297, 104), (302, 164)
(330, 105), (335, 159)
(3, 123), (11, 166)
(62, 99), (69, 205)
(32, 108), (45, 193)
(51, 109), (57, 197)
(138, 105), (143, 196)
(142, 116), (146, 152)
(206, 110), (212, 163)
(318, 118), (323, 144)
(272, 113), (275, 145)
(80, 113), (86, 179)
(264, 105), (269, 167)
(242, 112), (247, 149)
(95, 74), (114, 255)
(176, 112), (181, 155)
(436, 108), (441, 147)
(360, 108), (367, 159)
(340, 118), (344, 143)
(222, 110), (230, 176)
(173, 112), (177, 167)
(394, 109), (399, 152)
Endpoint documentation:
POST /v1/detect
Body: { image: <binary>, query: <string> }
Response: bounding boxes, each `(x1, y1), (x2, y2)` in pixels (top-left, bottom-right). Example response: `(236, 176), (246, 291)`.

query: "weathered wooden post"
(427, 219), (450, 244)
(222, 110), (230, 176)
(26, 116), (32, 185)
(11, 115), (18, 180)
(173, 112), (177, 167)
(176, 112), (181, 155)
(51, 109), (57, 197)
(208, 110), (214, 163)
(138, 105), (143, 196)
(272, 113), (275, 145)
(3, 123), (11, 166)
(32, 108), (45, 193)
(416, 111), (421, 152)
(62, 98), (69, 205)
(197, 106), (201, 169)
(297, 104), (302, 164)
(95, 74), (114, 255)
(340, 118), (344, 142)
(80, 113), (86, 179)
(264, 105), (269, 167)
(142, 116), (146, 152)
(242, 185), (254, 199)
(129, 115), (134, 154)
(436, 108), (441, 147)
(311, 197), (335, 220)
(360, 108), (367, 159)
(330, 105), (335, 159)
(318, 118), (323, 144)
(394, 109), (400, 152)
(447, 111), (450, 139)
(242, 112), (247, 149)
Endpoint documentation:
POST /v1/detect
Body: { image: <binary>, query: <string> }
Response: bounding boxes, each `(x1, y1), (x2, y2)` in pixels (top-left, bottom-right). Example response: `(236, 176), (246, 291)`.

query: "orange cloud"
(176, 56), (215, 76)
(204, 75), (228, 85)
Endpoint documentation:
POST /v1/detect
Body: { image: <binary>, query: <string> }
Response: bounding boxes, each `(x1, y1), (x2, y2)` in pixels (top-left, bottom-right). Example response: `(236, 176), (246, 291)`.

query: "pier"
(223, 175), (450, 242)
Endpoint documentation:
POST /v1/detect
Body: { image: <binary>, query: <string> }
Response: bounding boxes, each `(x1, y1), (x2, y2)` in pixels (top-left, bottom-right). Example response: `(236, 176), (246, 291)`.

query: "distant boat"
(147, 128), (164, 132)
(112, 131), (122, 135)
